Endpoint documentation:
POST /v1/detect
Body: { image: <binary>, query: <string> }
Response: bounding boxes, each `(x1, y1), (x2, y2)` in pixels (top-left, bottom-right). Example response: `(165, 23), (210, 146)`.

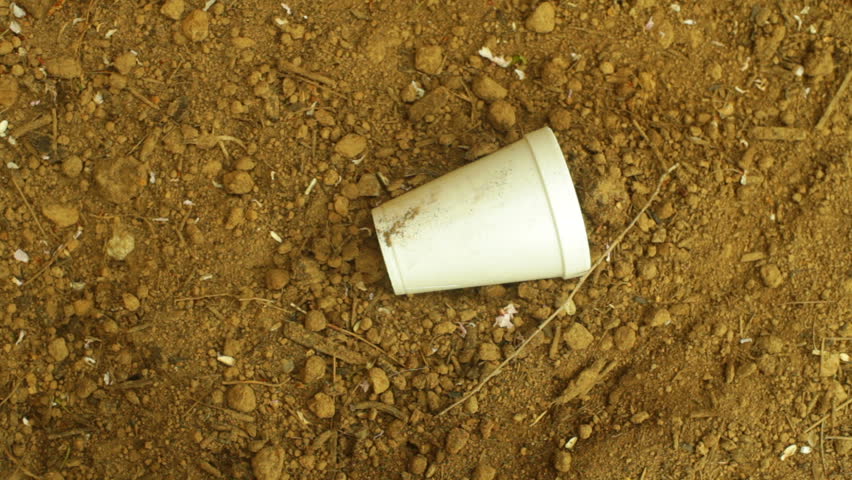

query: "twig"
(222, 380), (287, 387)
(21, 240), (69, 287)
(4, 447), (42, 479)
(438, 164), (680, 416)
(0, 377), (21, 408)
(802, 397), (852, 434)
(9, 175), (53, 242)
(279, 60), (337, 87)
(326, 324), (404, 367)
(127, 86), (159, 109)
(815, 70), (852, 131)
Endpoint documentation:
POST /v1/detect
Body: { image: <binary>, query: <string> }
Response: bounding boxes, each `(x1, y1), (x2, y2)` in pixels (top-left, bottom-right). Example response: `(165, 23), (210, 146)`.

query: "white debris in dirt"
(203, 0), (217, 11)
(103, 372), (113, 385)
(15, 330), (25, 345)
(148, 171), (157, 184)
(669, 3), (681, 12)
(11, 3), (26, 18)
(682, 19), (696, 25)
(411, 81), (425, 98)
(199, 273), (213, 281)
(7, 162), (20, 169)
(270, 231), (283, 243)
(14, 249), (30, 263)
(800, 446), (812, 455)
(9, 20), (22, 34)
(94, 92), (104, 104)
(514, 68), (526, 80)
(217, 355), (236, 366)
(84, 356), (97, 366)
(494, 303), (518, 328)
(0, 120), (9, 137)
(11, 277), (23, 287)
(182, 199), (194, 206)
(645, 17), (655, 30)
(281, 3), (292, 14)
(105, 28), (118, 38)
(478, 47), (511, 68)
(780, 444), (797, 461)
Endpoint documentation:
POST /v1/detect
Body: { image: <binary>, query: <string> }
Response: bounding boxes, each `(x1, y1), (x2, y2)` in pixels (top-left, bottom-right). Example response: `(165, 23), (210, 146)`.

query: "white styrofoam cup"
(372, 127), (590, 295)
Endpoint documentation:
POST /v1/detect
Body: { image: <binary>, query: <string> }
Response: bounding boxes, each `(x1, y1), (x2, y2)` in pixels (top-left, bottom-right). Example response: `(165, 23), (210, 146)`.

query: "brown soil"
(1, 0), (850, 479)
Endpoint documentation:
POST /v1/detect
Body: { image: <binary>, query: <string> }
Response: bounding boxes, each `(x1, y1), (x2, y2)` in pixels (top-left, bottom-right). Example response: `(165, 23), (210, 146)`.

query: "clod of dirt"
(578, 423), (593, 439)
(181, 9), (209, 42)
(304, 310), (327, 332)
(526, 2), (556, 33)
(820, 353), (841, 377)
(446, 427), (470, 454)
(226, 384), (257, 413)
(368, 367), (390, 394)
(415, 45), (443, 74)
(76, 377), (98, 399)
(0, 75), (18, 108)
(409, 455), (428, 475)
(114, 52), (136, 75)
(759, 264), (784, 288)
(554, 450), (572, 472)
(45, 57), (82, 79)
(309, 392), (335, 418)
(94, 157), (147, 203)
(265, 268), (290, 290)
(584, 167), (628, 222)
(335, 134), (367, 158)
(41, 203), (79, 228)
(106, 228), (136, 261)
(314, 110), (336, 126)
(487, 100), (516, 131)
(123, 293), (140, 311)
(804, 48), (835, 77)
(252, 446), (286, 480)
(548, 108), (572, 130)
(478, 342), (501, 361)
(646, 308), (671, 327)
(541, 56), (568, 86)
(303, 356), (327, 383)
(47, 337), (69, 362)
(836, 438), (852, 455)
(613, 325), (636, 351)
(753, 25), (785, 62)
(472, 464), (497, 480)
(160, 0), (185, 20)
(62, 155), (83, 177)
(357, 174), (382, 197)
(564, 322), (594, 350)
(655, 20), (675, 49)
(631, 411), (650, 424)
(472, 75), (507, 102)
(755, 335), (783, 354)
(223, 171), (255, 194)
(409, 86), (450, 122)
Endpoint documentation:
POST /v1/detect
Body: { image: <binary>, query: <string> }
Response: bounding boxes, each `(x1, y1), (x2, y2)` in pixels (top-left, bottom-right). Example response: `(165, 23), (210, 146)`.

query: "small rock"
(314, 109), (335, 126)
(226, 384), (257, 413)
(472, 464), (497, 480)
(181, 9), (209, 42)
(548, 108), (572, 130)
(409, 86), (450, 122)
(265, 269), (290, 290)
(281, 358), (295, 374)
(564, 323), (594, 350)
(335, 134), (367, 158)
(47, 338), (69, 362)
(45, 57), (82, 79)
(487, 100), (516, 131)
(302, 356), (327, 383)
(760, 264), (783, 288)
(75, 377), (98, 399)
(42, 204), (79, 228)
(368, 367), (390, 394)
(309, 392), (335, 418)
(0, 75), (19, 108)
(631, 411), (650, 424)
(637, 260), (658, 280)
(553, 450), (572, 472)
(599, 61), (614, 74)
(415, 45), (443, 74)
(804, 48), (834, 77)
(357, 174), (382, 197)
(223, 171), (255, 194)
(61, 155), (83, 177)
(820, 353), (841, 377)
(526, 2), (556, 33)
(446, 427), (470, 454)
(836, 438), (852, 455)
(106, 229), (136, 260)
(478, 342), (501, 361)
(122, 293), (140, 311)
(304, 310), (327, 332)
(647, 308), (671, 327)
(756, 335), (783, 354)
(472, 75), (507, 102)
(578, 423), (593, 439)
(613, 326), (637, 351)
(160, 0), (185, 20)
(409, 455), (428, 475)
(252, 446), (286, 480)
(114, 52), (137, 75)
(541, 57), (568, 86)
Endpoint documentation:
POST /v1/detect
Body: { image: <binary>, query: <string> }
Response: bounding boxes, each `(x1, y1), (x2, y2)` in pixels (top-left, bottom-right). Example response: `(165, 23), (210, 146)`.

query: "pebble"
(445, 427), (470, 454)
(265, 269), (290, 290)
(334, 134), (367, 158)
(181, 9), (209, 42)
(409, 86), (450, 122)
(0, 75), (19, 108)
(415, 45), (443, 74)
(106, 229), (136, 260)
(541, 57), (568, 86)
(478, 342), (501, 361)
(62, 155), (83, 177)
(409, 455), (428, 475)
(599, 61), (615, 74)
(564, 322), (594, 350)
(760, 264), (783, 288)
(309, 392), (335, 418)
(223, 171), (255, 194)
(314, 110), (336, 126)
(42, 204), (79, 228)
(160, 0), (185, 20)
(578, 423), (593, 439)
(631, 411), (650, 424)
(647, 308), (671, 327)
(613, 325), (637, 351)
(76, 377), (98, 399)
(281, 358), (295, 374)
(756, 335), (783, 354)
(820, 353), (840, 377)
(472, 75), (507, 102)
(553, 450), (572, 472)
(487, 100), (516, 131)
(368, 367), (390, 394)
(114, 52), (136, 75)
(45, 57), (83, 79)
(548, 108), (572, 130)
(356, 174), (382, 197)
(226, 384), (257, 413)
(637, 260), (658, 280)
(47, 337), (69, 362)
(526, 2), (556, 33)
(302, 356), (327, 383)
(472, 464), (497, 480)
(804, 48), (834, 77)
(122, 293), (140, 311)
(304, 310), (327, 332)
(0, 41), (12, 55)
(252, 447), (286, 480)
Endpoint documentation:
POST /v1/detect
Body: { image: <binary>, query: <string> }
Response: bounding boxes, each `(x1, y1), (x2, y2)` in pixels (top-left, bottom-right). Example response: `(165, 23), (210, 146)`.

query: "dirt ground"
(0, 0), (850, 479)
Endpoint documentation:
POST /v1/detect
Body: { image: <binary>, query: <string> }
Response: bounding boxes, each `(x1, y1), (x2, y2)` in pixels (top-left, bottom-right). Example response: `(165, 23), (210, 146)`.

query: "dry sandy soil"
(0, 0), (851, 479)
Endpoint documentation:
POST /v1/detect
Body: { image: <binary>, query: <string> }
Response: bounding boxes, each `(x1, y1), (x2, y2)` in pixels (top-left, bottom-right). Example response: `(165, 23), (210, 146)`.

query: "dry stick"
(438, 163), (681, 416)
(326, 324), (405, 367)
(222, 380), (287, 387)
(9, 175), (53, 242)
(0, 377), (21, 408)
(803, 397), (852, 434)
(815, 70), (852, 131)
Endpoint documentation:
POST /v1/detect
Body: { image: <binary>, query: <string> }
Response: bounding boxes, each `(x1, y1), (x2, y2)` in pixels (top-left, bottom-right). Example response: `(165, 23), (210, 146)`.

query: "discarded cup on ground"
(372, 127), (591, 295)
